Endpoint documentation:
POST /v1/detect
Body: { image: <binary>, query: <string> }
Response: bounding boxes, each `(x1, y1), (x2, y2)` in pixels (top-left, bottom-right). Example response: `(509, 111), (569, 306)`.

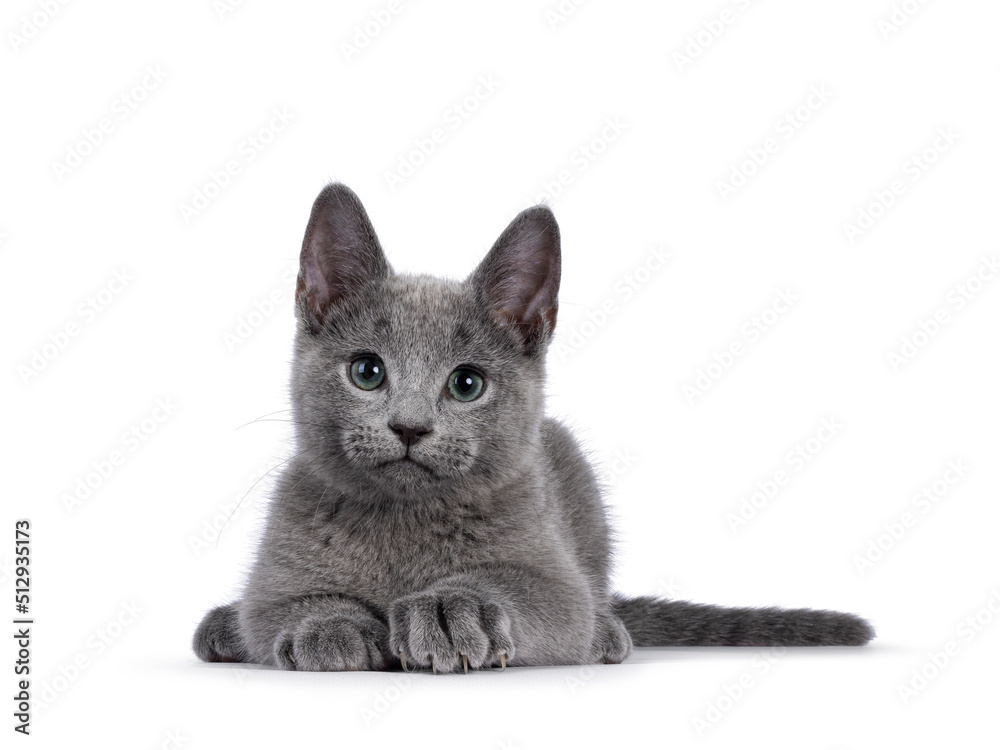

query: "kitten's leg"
(388, 565), (596, 673)
(241, 594), (392, 671)
(193, 603), (249, 663)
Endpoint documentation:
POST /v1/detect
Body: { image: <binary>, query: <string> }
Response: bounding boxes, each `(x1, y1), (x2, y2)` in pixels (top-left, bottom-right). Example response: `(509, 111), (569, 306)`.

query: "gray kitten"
(193, 183), (873, 673)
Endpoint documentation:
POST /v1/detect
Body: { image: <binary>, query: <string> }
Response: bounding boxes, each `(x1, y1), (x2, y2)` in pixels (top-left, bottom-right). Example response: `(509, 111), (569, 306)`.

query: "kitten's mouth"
(384, 455), (436, 476)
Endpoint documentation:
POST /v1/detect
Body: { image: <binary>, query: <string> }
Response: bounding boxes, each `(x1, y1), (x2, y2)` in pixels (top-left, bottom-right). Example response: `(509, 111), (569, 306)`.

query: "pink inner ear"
(494, 225), (559, 321)
(475, 209), (561, 351)
(518, 246), (559, 322)
(301, 248), (331, 313)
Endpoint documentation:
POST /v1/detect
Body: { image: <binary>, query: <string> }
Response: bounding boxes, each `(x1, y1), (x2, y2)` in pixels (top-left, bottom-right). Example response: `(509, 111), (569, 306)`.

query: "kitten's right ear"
(296, 183), (390, 333)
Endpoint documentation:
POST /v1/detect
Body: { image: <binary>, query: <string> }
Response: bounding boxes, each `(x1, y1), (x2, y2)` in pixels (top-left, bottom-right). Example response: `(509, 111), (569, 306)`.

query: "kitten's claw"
(388, 586), (515, 675)
(399, 651), (408, 672)
(499, 652), (506, 671)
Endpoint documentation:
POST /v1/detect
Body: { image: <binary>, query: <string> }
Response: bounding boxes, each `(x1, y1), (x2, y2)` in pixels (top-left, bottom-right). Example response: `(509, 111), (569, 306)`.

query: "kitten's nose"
(389, 422), (431, 446)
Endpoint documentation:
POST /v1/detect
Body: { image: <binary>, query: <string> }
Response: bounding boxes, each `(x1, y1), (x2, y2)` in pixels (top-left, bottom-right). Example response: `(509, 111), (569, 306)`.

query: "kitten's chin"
(367, 455), (442, 493)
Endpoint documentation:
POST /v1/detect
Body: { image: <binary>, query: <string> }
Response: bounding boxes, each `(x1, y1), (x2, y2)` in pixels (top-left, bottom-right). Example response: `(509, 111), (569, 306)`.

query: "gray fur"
(193, 183), (874, 672)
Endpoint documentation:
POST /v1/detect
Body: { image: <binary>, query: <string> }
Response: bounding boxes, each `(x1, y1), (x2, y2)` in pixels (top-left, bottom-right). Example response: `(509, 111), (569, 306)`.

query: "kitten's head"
(290, 183), (560, 500)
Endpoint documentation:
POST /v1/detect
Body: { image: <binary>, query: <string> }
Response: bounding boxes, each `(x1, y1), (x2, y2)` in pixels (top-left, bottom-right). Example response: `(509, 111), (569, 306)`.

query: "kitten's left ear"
(469, 205), (561, 355)
(296, 183), (390, 333)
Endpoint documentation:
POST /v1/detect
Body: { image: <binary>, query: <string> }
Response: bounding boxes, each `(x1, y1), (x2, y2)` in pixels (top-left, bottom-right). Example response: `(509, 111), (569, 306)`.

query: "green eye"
(447, 368), (484, 402)
(350, 356), (385, 390)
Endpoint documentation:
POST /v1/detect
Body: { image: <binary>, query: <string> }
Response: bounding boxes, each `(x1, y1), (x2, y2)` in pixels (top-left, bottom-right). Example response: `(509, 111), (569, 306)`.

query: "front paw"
(274, 615), (390, 671)
(193, 603), (247, 663)
(595, 613), (633, 664)
(388, 586), (514, 673)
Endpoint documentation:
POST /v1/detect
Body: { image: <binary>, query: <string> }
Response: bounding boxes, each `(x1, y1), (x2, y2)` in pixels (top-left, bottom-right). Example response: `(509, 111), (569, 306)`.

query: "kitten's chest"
(304, 498), (502, 603)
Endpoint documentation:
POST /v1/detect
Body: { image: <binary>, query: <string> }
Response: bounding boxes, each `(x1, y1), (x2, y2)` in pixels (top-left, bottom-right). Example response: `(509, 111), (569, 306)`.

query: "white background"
(4, 0), (999, 747)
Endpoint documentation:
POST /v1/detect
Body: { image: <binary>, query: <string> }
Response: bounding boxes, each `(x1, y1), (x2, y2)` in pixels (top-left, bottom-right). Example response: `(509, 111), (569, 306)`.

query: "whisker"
(311, 483), (334, 530)
(233, 408), (294, 430)
(285, 452), (341, 495)
(235, 417), (330, 430)
(235, 413), (365, 432)
(215, 452), (300, 546)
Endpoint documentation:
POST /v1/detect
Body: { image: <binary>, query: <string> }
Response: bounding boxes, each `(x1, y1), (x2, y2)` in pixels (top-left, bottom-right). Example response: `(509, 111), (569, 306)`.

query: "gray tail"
(613, 595), (874, 647)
